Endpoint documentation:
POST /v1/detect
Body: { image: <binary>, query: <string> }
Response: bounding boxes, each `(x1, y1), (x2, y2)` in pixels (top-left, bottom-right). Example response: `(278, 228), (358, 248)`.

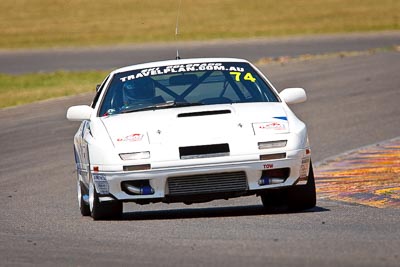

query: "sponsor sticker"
(117, 133), (144, 142)
(92, 174), (109, 194)
(258, 122), (287, 131)
(253, 120), (289, 134)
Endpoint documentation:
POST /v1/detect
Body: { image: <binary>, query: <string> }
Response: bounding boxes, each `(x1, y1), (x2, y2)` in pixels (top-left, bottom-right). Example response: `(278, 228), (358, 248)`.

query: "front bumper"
(90, 148), (310, 203)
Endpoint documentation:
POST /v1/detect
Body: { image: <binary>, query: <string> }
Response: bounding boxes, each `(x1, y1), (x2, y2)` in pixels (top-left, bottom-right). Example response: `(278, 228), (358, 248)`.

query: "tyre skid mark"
(315, 138), (400, 208)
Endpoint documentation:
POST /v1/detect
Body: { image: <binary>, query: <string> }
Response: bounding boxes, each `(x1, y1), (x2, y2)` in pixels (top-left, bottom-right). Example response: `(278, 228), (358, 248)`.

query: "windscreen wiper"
(120, 101), (204, 114)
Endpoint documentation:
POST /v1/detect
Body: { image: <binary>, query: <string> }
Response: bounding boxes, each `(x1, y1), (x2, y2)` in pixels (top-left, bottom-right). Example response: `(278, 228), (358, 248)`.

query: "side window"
(91, 75), (110, 108)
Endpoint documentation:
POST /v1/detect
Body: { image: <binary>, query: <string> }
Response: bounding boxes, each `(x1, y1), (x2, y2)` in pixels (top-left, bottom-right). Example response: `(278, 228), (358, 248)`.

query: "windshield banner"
(119, 62), (246, 82)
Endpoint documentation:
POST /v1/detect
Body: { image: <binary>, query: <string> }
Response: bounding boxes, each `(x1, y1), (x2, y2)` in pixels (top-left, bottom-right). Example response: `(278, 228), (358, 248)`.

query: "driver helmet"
(123, 78), (155, 103)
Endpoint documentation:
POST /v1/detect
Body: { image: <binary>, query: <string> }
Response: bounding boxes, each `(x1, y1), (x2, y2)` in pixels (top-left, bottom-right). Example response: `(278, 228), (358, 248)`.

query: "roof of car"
(112, 57), (250, 74)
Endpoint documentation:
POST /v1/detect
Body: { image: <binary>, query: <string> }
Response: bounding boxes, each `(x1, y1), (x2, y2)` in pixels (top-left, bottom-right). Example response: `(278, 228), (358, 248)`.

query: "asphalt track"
(1, 36), (400, 266)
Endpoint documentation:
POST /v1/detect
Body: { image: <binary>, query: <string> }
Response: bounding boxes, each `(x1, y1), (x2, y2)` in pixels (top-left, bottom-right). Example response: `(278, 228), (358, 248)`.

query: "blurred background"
(1, 0), (398, 49)
(0, 0), (398, 108)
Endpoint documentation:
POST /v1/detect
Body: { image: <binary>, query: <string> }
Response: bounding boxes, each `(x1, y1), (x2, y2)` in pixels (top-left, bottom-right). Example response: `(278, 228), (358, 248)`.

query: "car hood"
(100, 103), (289, 151)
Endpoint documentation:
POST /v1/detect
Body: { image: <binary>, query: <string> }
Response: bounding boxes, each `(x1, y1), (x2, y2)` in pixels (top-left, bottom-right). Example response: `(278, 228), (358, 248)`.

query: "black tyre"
(77, 175), (90, 216)
(287, 163), (316, 211)
(89, 175), (122, 220)
(260, 187), (289, 212)
(261, 163), (316, 212)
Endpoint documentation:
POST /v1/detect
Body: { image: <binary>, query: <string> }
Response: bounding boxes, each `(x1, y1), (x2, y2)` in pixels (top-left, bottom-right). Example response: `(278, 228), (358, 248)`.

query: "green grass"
(0, 71), (108, 108)
(0, 0), (399, 49)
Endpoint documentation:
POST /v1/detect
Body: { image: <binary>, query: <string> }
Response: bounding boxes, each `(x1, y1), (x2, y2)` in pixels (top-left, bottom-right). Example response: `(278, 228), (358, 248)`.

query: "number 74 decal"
(230, 71), (256, 83)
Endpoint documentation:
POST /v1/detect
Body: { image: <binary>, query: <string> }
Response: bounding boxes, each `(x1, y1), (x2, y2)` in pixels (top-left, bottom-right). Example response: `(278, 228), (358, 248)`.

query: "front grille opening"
(261, 168), (290, 179)
(179, 143), (230, 159)
(258, 168), (290, 185)
(167, 171), (248, 196)
(178, 110), (231, 118)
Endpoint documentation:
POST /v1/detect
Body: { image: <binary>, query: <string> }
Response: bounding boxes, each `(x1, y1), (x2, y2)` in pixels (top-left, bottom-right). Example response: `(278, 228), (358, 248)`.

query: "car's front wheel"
(286, 163), (316, 211)
(261, 163), (316, 212)
(88, 175), (122, 220)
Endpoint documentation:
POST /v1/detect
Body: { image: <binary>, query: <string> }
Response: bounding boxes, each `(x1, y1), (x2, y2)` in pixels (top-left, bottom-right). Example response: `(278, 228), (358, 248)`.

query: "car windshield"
(98, 61), (279, 116)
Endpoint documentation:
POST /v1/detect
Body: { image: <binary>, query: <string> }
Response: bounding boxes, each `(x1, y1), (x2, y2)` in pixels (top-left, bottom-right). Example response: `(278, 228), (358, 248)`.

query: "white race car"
(67, 58), (316, 220)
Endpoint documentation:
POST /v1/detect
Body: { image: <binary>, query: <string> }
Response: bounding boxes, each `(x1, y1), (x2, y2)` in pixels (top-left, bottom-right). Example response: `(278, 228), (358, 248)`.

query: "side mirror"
(66, 105), (93, 121)
(279, 88), (307, 104)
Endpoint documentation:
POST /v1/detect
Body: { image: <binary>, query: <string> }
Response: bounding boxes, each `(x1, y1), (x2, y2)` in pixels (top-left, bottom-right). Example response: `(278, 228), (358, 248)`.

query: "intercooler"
(167, 171), (248, 196)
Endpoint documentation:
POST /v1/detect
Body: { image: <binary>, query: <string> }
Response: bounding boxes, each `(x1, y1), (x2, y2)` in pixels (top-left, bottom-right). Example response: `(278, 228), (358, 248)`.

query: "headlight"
(119, 151), (150, 160)
(258, 140), (287, 149)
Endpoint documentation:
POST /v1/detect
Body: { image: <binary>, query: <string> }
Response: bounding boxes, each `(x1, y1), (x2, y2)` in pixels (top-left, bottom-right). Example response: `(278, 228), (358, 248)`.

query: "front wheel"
(89, 175), (122, 220)
(261, 163), (316, 212)
(286, 163), (317, 211)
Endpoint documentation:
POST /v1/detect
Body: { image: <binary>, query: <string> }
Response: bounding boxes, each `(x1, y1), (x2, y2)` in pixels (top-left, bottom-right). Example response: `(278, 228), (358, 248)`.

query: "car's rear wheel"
(261, 163), (316, 212)
(88, 175), (122, 220)
(77, 175), (90, 216)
